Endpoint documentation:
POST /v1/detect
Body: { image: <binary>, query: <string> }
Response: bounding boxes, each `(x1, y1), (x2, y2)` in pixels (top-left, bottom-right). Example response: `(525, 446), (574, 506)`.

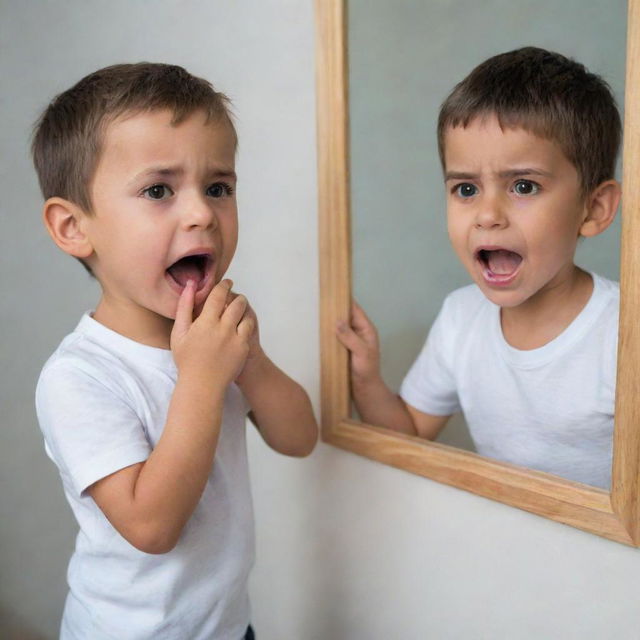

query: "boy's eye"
(143, 184), (173, 200)
(207, 182), (234, 198)
(454, 183), (478, 198)
(513, 180), (540, 195)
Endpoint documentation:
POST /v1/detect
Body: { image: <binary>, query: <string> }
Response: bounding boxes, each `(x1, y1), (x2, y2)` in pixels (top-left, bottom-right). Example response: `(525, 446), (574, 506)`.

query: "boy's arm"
(336, 302), (450, 439)
(88, 280), (252, 555)
(235, 304), (318, 457)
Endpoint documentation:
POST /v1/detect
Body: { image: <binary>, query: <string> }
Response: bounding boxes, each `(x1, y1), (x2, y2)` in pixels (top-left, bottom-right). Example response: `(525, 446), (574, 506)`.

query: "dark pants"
(244, 625), (255, 640)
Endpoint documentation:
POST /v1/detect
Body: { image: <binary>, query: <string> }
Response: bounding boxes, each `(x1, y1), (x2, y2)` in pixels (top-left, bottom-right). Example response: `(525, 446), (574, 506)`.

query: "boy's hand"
(225, 291), (263, 365)
(171, 279), (254, 387)
(336, 301), (381, 384)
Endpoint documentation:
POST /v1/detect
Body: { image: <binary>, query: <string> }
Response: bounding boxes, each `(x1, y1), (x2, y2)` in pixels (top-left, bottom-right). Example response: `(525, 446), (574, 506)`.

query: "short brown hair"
(437, 47), (621, 195)
(32, 62), (235, 213)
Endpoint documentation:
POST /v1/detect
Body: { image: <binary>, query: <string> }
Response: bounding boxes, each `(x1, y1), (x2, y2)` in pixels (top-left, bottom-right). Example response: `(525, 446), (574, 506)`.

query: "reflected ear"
(42, 197), (94, 259)
(579, 179), (621, 238)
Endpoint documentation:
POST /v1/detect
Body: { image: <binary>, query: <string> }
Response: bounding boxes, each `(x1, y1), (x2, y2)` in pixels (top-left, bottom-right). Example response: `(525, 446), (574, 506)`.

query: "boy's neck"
(500, 266), (594, 350)
(92, 296), (174, 350)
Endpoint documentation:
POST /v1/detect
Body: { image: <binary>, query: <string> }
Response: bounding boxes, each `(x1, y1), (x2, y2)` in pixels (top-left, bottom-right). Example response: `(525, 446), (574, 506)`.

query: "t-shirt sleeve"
(36, 359), (151, 496)
(399, 295), (461, 416)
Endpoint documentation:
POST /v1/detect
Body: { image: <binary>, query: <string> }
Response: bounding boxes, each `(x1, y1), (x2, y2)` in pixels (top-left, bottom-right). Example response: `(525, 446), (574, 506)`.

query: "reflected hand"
(336, 301), (381, 384)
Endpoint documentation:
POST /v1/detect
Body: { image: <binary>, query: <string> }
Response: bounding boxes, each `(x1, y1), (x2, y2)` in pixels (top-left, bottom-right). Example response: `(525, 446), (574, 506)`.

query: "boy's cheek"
(446, 228), (467, 260)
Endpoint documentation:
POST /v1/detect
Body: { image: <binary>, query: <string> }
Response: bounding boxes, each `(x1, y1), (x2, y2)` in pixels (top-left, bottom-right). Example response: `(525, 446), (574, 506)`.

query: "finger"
(201, 279), (233, 319)
(225, 289), (239, 309)
(243, 301), (257, 323)
(336, 319), (367, 354)
(237, 314), (255, 340)
(172, 280), (196, 339)
(221, 293), (249, 327)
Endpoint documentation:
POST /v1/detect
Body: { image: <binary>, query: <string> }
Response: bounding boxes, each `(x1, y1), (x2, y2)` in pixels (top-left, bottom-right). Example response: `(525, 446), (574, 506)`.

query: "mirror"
(316, 0), (640, 544)
(349, 0), (626, 462)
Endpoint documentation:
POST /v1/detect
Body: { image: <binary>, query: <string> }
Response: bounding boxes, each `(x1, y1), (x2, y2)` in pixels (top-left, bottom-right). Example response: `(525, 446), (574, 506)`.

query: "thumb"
(171, 280), (196, 344)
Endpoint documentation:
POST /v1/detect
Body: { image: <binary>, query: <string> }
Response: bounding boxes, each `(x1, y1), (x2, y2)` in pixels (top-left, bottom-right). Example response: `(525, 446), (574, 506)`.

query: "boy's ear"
(579, 179), (621, 238)
(42, 197), (94, 259)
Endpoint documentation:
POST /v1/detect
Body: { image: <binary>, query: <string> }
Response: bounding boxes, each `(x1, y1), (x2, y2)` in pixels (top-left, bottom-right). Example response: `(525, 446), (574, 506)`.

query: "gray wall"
(2, 2), (640, 639)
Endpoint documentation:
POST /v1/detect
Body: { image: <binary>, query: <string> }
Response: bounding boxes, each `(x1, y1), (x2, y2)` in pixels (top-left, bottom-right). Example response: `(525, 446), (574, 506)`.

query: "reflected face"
(84, 109), (238, 326)
(444, 116), (588, 308)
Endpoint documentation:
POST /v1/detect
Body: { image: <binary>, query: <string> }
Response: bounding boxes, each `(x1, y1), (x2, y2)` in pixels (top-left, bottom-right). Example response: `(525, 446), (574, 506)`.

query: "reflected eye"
(207, 182), (234, 198)
(143, 184), (173, 200)
(513, 180), (540, 196)
(454, 183), (478, 198)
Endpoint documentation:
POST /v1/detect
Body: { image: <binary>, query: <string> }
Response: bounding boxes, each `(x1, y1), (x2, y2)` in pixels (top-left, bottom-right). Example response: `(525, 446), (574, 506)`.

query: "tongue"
(168, 261), (202, 287)
(487, 250), (522, 275)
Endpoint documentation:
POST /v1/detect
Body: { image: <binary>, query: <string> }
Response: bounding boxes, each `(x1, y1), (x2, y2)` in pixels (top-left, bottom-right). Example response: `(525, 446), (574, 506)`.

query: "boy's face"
(83, 108), (238, 327)
(443, 115), (589, 309)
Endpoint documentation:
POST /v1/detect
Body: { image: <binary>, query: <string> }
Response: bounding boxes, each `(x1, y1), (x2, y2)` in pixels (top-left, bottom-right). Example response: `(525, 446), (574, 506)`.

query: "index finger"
(171, 279), (196, 343)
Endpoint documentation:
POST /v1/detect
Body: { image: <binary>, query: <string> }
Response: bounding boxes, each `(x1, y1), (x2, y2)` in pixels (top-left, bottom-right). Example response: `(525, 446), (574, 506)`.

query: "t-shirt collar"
(75, 312), (176, 370)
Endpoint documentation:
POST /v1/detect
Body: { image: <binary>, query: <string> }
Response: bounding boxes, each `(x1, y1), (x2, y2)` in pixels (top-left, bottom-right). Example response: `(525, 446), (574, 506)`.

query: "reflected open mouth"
(166, 254), (213, 291)
(476, 248), (523, 283)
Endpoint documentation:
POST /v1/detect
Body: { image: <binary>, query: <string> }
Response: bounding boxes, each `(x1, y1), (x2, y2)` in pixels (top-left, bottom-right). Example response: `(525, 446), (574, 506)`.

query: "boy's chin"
(474, 279), (529, 309)
(485, 290), (534, 310)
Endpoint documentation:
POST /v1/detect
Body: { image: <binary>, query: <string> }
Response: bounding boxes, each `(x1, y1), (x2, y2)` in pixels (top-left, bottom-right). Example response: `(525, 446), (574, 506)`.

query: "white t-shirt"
(400, 273), (618, 489)
(36, 314), (254, 640)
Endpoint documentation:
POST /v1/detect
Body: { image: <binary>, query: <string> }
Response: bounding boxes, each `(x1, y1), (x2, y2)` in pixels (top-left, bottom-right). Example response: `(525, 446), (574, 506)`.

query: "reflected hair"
(32, 62), (235, 214)
(437, 47), (621, 195)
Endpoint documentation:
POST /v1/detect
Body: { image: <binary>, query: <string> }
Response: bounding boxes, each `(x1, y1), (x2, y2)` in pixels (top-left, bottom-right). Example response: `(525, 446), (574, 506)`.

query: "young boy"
(33, 63), (317, 639)
(337, 47), (621, 489)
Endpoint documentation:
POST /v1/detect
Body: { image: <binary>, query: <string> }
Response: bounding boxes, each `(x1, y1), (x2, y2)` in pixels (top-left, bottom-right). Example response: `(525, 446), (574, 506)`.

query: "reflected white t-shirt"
(36, 314), (254, 640)
(400, 273), (618, 488)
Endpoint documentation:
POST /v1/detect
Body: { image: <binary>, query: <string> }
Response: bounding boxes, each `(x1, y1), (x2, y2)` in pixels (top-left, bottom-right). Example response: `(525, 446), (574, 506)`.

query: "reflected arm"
(352, 374), (449, 439)
(351, 374), (416, 435)
(337, 301), (450, 439)
(406, 402), (450, 440)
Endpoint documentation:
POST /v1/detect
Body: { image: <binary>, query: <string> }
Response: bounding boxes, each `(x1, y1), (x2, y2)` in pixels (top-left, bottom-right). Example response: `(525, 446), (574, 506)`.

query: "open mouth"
(476, 248), (523, 282)
(166, 253), (213, 291)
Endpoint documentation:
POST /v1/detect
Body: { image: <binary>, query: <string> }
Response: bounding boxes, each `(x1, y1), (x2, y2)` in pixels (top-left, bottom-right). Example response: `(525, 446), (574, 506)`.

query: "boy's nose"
(474, 195), (508, 229)
(181, 194), (217, 230)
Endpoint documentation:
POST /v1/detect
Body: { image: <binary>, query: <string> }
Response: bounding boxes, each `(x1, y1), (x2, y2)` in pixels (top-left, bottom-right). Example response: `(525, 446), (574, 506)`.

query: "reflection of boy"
(33, 63), (317, 639)
(338, 47), (621, 489)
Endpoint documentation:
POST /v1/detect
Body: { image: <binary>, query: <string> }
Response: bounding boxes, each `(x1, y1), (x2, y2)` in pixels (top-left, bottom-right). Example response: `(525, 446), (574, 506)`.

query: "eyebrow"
(129, 165), (237, 185)
(445, 168), (554, 181)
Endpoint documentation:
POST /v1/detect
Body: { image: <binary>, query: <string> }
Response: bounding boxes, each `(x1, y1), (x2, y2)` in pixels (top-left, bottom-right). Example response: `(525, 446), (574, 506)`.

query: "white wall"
(1, 2), (640, 639)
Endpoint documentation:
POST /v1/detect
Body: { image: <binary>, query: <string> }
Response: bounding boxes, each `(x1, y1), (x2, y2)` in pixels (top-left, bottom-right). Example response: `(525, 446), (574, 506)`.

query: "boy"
(337, 47), (621, 489)
(33, 63), (318, 639)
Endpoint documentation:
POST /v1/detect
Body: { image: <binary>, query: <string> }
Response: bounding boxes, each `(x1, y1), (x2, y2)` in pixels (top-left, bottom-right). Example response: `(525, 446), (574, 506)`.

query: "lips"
(475, 247), (523, 284)
(166, 252), (214, 291)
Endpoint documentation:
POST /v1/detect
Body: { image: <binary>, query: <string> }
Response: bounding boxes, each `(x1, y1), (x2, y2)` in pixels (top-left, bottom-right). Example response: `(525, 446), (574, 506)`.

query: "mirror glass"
(348, 0), (626, 485)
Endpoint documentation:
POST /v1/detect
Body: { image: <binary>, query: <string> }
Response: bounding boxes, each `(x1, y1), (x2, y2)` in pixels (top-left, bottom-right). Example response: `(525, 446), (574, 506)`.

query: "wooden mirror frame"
(315, 0), (640, 546)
